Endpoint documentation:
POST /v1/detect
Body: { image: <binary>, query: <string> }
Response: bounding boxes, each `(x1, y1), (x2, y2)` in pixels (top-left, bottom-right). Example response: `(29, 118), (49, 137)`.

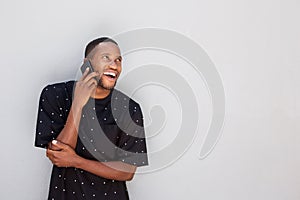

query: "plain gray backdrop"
(0, 0), (299, 199)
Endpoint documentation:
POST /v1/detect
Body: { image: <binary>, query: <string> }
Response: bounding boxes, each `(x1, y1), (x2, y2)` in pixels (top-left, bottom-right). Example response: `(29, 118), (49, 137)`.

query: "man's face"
(89, 42), (122, 90)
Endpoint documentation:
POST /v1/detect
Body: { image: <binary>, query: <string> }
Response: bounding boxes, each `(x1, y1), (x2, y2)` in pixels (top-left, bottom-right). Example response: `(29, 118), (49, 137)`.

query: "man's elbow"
(117, 172), (135, 181)
(126, 172), (135, 181)
(112, 162), (137, 181)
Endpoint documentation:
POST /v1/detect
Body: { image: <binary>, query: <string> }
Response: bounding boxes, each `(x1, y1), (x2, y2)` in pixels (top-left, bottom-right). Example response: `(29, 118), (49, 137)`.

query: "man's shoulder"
(40, 80), (75, 98)
(43, 80), (75, 90)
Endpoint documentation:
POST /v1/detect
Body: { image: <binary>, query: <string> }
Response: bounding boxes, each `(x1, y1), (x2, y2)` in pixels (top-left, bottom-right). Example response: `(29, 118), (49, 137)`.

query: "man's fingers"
(46, 148), (56, 160)
(83, 72), (99, 83)
(46, 149), (49, 157)
(87, 78), (98, 88)
(51, 140), (74, 151)
(79, 67), (90, 81)
(51, 140), (66, 150)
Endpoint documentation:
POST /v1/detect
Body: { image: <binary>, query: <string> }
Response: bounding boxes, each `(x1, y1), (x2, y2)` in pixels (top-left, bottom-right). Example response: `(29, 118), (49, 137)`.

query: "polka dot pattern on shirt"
(35, 81), (148, 199)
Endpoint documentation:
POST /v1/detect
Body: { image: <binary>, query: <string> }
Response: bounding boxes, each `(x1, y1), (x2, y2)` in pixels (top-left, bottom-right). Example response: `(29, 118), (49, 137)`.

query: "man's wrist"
(73, 155), (84, 169)
(71, 100), (84, 111)
(70, 100), (86, 119)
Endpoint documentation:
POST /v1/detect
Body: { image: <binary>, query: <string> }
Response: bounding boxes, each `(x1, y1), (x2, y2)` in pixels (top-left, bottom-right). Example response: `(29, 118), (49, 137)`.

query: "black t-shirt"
(35, 81), (148, 200)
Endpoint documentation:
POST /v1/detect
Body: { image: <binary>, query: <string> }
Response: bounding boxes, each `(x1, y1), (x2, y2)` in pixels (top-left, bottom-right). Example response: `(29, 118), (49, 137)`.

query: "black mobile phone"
(80, 60), (99, 82)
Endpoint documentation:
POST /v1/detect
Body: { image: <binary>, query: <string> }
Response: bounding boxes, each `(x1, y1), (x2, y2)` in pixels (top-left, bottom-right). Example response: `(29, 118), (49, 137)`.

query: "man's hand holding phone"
(73, 61), (99, 108)
(80, 60), (100, 82)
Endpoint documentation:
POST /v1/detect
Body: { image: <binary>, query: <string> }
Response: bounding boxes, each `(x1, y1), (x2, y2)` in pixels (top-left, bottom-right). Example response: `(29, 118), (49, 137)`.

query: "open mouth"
(103, 71), (117, 80)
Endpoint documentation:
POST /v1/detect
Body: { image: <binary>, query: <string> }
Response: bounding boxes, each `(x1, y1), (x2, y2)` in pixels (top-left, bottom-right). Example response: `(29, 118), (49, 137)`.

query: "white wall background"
(0, 0), (299, 199)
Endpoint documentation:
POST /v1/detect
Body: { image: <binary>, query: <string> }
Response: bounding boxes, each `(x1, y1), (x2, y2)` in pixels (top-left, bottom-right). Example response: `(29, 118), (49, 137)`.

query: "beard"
(97, 76), (117, 90)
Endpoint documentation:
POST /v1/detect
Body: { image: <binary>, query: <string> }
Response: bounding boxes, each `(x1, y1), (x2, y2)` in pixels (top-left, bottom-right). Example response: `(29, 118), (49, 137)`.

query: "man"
(35, 37), (148, 200)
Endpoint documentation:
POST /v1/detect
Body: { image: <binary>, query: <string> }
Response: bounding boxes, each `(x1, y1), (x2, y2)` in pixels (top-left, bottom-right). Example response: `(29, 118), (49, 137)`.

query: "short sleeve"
(116, 102), (149, 167)
(34, 84), (71, 148)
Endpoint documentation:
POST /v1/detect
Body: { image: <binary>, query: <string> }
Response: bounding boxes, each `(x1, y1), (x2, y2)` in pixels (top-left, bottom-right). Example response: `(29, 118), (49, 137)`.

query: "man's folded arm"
(47, 140), (137, 181)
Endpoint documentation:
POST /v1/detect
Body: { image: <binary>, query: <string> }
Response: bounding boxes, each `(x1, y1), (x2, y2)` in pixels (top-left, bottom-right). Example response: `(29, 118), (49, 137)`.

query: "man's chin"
(100, 85), (114, 90)
(98, 81), (116, 90)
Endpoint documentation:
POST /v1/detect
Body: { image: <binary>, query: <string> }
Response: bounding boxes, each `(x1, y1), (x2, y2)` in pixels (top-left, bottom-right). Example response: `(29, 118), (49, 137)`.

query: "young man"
(35, 37), (148, 200)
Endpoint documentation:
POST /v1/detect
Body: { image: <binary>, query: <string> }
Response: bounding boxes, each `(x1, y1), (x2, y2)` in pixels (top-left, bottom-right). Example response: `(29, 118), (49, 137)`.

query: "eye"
(116, 58), (122, 63)
(102, 55), (110, 61)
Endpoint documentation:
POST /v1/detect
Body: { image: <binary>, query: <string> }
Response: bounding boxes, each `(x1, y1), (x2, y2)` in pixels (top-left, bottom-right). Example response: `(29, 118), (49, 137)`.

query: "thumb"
(51, 140), (66, 149)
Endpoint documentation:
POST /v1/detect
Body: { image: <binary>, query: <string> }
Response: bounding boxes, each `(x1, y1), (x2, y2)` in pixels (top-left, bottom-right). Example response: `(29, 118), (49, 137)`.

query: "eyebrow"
(101, 53), (122, 60)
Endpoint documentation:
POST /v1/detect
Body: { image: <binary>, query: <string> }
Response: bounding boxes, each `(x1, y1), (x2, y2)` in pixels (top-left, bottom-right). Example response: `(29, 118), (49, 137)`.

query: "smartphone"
(80, 60), (99, 82)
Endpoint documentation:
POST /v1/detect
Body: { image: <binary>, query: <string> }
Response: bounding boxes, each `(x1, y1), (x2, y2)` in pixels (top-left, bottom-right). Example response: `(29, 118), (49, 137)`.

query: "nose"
(108, 60), (118, 69)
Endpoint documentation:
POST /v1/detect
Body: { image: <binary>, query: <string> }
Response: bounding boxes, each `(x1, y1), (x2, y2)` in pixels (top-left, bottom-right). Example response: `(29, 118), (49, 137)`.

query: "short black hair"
(84, 37), (118, 58)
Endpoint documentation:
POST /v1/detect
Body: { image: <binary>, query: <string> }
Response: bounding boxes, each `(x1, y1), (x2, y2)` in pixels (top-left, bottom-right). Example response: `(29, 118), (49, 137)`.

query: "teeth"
(103, 72), (116, 77)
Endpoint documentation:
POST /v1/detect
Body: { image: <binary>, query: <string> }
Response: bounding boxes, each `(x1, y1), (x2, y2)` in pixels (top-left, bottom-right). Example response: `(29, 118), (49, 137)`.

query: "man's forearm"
(55, 103), (83, 149)
(74, 157), (137, 181)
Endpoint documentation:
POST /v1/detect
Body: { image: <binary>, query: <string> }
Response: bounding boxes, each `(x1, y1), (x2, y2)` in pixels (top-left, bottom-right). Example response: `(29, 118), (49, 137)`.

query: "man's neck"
(91, 86), (111, 99)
